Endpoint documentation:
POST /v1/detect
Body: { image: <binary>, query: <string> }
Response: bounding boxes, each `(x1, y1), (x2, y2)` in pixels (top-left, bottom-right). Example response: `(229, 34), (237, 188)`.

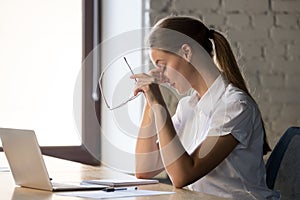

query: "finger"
(131, 70), (162, 82)
(149, 67), (163, 75)
(150, 69), (170, 84)
(151, 74), (169, 84)
(160, 75), (170, 83)
(130, 72), (167, 87)
(149, 71), (161, 79)
(133, 87), (144, 96)
(135, 82), (154, 90)
(130, 73), (150, 79)
(133, 76), (158, 85)
(134, 80), (157, 92)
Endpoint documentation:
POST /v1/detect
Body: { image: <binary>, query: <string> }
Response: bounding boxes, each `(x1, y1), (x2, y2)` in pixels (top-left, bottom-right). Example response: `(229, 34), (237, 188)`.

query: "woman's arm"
(153, 103), (238, 187)
(135, 103), (165, 178)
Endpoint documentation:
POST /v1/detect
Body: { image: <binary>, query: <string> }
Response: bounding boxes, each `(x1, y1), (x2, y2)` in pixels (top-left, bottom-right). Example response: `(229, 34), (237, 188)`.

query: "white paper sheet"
(57, 189), (175, 199)
(0, 167), (10, 172)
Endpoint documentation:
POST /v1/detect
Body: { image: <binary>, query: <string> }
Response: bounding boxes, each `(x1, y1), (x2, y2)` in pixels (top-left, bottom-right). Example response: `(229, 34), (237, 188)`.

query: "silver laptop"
(0, 128), (108, 191)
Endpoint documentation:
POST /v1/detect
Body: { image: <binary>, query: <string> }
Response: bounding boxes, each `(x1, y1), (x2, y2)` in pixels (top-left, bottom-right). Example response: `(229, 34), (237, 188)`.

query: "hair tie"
(208, 29), (215, 39)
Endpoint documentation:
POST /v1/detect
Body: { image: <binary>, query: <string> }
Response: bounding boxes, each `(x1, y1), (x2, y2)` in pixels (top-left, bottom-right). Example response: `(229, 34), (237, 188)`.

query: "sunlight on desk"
(0, 153), (228, 200)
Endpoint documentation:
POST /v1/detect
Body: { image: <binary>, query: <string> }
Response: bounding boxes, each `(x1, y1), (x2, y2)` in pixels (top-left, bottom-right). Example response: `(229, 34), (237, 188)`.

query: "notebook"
(0, 128), (108, 192)
(82, 178), (159, 187)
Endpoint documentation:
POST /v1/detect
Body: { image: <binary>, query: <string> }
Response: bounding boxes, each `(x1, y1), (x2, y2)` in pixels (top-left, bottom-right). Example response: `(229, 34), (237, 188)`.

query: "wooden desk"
(0, 153), (227, 200)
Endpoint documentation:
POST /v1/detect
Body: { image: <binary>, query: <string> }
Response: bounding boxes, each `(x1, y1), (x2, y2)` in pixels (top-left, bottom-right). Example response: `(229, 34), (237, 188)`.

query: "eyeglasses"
(99, 57), (141, 110)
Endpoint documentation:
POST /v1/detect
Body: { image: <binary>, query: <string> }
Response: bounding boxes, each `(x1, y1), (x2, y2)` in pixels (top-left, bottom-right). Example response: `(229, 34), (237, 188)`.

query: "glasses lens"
(99, 58), (141, 110)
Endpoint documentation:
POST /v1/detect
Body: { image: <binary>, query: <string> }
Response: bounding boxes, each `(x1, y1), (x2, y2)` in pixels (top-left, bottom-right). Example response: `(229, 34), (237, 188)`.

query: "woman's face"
(150, 48), (193, 95)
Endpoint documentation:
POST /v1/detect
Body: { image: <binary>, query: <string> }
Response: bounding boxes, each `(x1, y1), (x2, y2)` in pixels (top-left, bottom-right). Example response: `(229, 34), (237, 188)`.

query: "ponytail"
(211, 31), (250, 96)
(211, 30), (271, 155)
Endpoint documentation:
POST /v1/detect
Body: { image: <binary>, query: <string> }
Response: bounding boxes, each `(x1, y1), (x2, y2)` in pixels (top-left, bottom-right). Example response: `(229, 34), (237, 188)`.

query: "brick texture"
(147, 0), (300, 152)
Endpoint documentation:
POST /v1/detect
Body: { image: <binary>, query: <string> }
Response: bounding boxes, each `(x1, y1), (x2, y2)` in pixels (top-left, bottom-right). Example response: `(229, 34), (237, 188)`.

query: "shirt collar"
(188, 75), (228, 116)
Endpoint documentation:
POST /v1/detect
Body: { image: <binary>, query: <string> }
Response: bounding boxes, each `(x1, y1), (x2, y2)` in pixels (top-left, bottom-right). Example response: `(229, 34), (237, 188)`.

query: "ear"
(180, 44), (192, 62)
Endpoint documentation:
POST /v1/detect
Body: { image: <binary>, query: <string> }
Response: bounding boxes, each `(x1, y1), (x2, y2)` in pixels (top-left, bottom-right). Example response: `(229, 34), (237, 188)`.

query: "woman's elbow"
(135, 171), (157, 179)
(135, 167), (164, 179)
(135, 173), (150, 179)
(169, 173), (196, 188)
(171, 179), (186, 188)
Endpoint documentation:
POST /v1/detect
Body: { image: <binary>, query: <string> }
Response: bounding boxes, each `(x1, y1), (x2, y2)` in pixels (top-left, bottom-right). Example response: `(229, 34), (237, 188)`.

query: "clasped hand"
(130, 68), (169, 105)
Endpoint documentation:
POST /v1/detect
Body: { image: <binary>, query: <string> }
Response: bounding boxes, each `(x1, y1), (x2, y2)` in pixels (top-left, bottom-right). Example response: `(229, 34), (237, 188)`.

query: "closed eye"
(156, 63), (166, 71)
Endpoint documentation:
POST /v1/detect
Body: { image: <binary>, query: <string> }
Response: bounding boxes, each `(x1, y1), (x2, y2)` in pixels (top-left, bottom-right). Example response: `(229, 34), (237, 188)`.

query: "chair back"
(266, 127), (300, 199)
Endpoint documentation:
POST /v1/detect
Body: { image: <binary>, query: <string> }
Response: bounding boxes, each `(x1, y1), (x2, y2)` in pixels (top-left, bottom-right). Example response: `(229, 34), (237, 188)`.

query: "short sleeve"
(172, 99), (183, 134)
(207, 99), (254, 148)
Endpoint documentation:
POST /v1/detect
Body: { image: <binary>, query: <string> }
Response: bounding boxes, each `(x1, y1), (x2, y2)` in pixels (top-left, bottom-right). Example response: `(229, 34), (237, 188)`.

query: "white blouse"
(172, 75), (280, 200)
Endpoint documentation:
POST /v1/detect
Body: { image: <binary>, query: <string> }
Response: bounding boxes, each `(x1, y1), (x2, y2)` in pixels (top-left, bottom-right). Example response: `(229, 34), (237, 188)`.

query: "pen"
(103, 186), (138, 192)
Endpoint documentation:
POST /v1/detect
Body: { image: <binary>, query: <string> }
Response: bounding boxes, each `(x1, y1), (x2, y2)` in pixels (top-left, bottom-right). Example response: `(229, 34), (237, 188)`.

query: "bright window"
(0, 0), (82, 146)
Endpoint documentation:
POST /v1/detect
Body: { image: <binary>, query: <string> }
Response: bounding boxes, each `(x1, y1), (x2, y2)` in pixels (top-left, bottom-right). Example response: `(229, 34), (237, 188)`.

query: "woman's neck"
(191, 62), (220, 97)
(190, 47), (220, 97)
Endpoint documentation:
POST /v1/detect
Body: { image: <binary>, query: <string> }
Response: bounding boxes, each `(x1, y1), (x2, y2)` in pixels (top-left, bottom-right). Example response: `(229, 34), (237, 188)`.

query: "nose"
(161, 68), (170, 83)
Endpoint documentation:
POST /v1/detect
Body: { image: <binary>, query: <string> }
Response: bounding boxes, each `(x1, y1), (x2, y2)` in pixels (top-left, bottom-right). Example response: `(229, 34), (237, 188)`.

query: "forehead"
(150, 48), (179, 62)
(150, 48), (168, 58)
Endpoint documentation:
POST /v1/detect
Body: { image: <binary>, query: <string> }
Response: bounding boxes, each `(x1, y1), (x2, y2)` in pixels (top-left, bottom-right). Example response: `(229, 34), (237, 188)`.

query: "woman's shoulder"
(218, 83), (261, 118)
(223, 84), (256, 106)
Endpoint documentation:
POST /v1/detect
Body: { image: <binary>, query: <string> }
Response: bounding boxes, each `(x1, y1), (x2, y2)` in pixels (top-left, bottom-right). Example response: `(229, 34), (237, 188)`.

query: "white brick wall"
(148, 0), (300, 150)
(223, 0), (269, 13)
(276, 13), (299, 28)
(272, 0), (300, 12)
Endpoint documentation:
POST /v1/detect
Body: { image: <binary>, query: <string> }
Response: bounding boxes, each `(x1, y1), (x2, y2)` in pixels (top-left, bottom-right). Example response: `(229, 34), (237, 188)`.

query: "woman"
(133, 16), (280, 199)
